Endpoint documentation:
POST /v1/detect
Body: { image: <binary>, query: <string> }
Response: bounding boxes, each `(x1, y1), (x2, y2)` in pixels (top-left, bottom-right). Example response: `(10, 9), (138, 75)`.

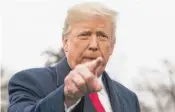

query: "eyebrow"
(77, 30), (109, 36)
(77, 30), (92, 36)
(96, 31), (108, 37)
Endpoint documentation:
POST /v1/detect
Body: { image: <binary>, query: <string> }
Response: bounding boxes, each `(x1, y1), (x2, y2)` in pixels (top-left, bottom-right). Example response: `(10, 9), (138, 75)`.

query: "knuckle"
(69, 70), (75, 76)
(85, 74), (93, 81)
(64, 76), (69, 83)
(77, 80), (86, 87)
(65, 86), (71, 94)
(71, 88), (78, 95)
(66, 71), (76, 80)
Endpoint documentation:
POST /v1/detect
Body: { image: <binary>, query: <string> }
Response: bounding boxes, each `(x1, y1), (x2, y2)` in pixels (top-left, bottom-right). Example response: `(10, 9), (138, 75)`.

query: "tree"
(135, 60), (175, 112)
(1, 67), (13, 112)
(42, 47), (65, 66)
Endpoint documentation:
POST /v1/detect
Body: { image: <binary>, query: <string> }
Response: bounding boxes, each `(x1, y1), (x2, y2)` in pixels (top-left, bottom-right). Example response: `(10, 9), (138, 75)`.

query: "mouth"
(81, 57), (97, 63)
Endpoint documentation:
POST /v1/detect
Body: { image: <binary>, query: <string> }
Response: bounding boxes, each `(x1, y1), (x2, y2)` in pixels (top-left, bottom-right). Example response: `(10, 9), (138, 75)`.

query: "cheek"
(99, 43), (112, 62)
(67, 39), (89, 66)
(100, 43), (111, 56)
(69, 39), (89, 55)
(104, 46), (112, 60)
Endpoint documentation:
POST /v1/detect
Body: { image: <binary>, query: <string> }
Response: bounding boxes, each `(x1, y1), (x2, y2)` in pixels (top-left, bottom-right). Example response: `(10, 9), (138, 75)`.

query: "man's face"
(63, 17), (114, 71)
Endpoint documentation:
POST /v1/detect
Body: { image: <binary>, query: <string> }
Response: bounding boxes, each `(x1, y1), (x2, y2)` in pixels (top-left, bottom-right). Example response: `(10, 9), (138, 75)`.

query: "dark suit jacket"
(8, 57), (140, 112)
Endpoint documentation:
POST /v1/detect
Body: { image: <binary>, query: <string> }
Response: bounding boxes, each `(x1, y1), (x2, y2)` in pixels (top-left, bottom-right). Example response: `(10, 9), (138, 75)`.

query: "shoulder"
(8, 66), (57, 97)
(112, 80), (140, 111)
(9, 66), (56, 85)
(112, 80), (139, 104)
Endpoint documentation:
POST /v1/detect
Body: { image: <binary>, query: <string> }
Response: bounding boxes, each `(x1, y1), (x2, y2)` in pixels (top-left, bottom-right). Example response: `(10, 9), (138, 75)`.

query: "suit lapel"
(55, 57), (72, 87)
(102, 72), (122, 112)
(83, 94), (96, 112)
(84, 72), (126, 112)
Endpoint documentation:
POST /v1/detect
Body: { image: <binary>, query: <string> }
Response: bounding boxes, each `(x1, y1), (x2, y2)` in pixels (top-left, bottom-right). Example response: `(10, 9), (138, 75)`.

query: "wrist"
(64, 94), (80, 108)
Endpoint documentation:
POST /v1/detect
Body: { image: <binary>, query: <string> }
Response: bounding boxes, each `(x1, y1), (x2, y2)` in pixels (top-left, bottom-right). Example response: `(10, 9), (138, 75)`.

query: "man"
(8, 2), (140, 112)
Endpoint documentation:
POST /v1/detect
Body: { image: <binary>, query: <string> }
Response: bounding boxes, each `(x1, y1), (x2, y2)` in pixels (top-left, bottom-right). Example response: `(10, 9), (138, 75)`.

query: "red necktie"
(89, 92), (106, 112)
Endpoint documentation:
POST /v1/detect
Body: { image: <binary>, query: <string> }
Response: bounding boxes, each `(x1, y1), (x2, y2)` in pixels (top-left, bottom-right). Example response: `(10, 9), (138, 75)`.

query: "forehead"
(71, 16), (113, 31)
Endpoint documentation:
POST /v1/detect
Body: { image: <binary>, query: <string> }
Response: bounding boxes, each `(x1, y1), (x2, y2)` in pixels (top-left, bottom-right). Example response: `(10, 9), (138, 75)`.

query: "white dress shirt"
(65, 75), (113, 112)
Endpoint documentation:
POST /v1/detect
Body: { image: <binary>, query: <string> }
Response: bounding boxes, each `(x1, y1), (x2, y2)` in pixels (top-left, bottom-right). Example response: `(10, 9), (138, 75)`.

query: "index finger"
(84, 57), (103, 73)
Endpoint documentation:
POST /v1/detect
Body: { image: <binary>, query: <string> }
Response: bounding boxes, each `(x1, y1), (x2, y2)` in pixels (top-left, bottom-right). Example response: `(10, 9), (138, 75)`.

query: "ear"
(62, 36), (68, 53)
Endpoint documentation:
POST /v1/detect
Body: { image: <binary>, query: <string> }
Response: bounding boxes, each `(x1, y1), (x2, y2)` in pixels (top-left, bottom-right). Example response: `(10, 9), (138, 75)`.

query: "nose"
(88, 35), (98, 52)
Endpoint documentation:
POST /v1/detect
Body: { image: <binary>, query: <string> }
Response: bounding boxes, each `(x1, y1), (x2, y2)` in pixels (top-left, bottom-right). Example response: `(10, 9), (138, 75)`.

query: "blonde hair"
(62, 2), (118, 44)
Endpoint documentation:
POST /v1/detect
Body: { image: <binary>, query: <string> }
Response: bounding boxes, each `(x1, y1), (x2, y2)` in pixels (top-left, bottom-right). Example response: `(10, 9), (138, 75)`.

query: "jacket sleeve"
(8, 70), (65, 112)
